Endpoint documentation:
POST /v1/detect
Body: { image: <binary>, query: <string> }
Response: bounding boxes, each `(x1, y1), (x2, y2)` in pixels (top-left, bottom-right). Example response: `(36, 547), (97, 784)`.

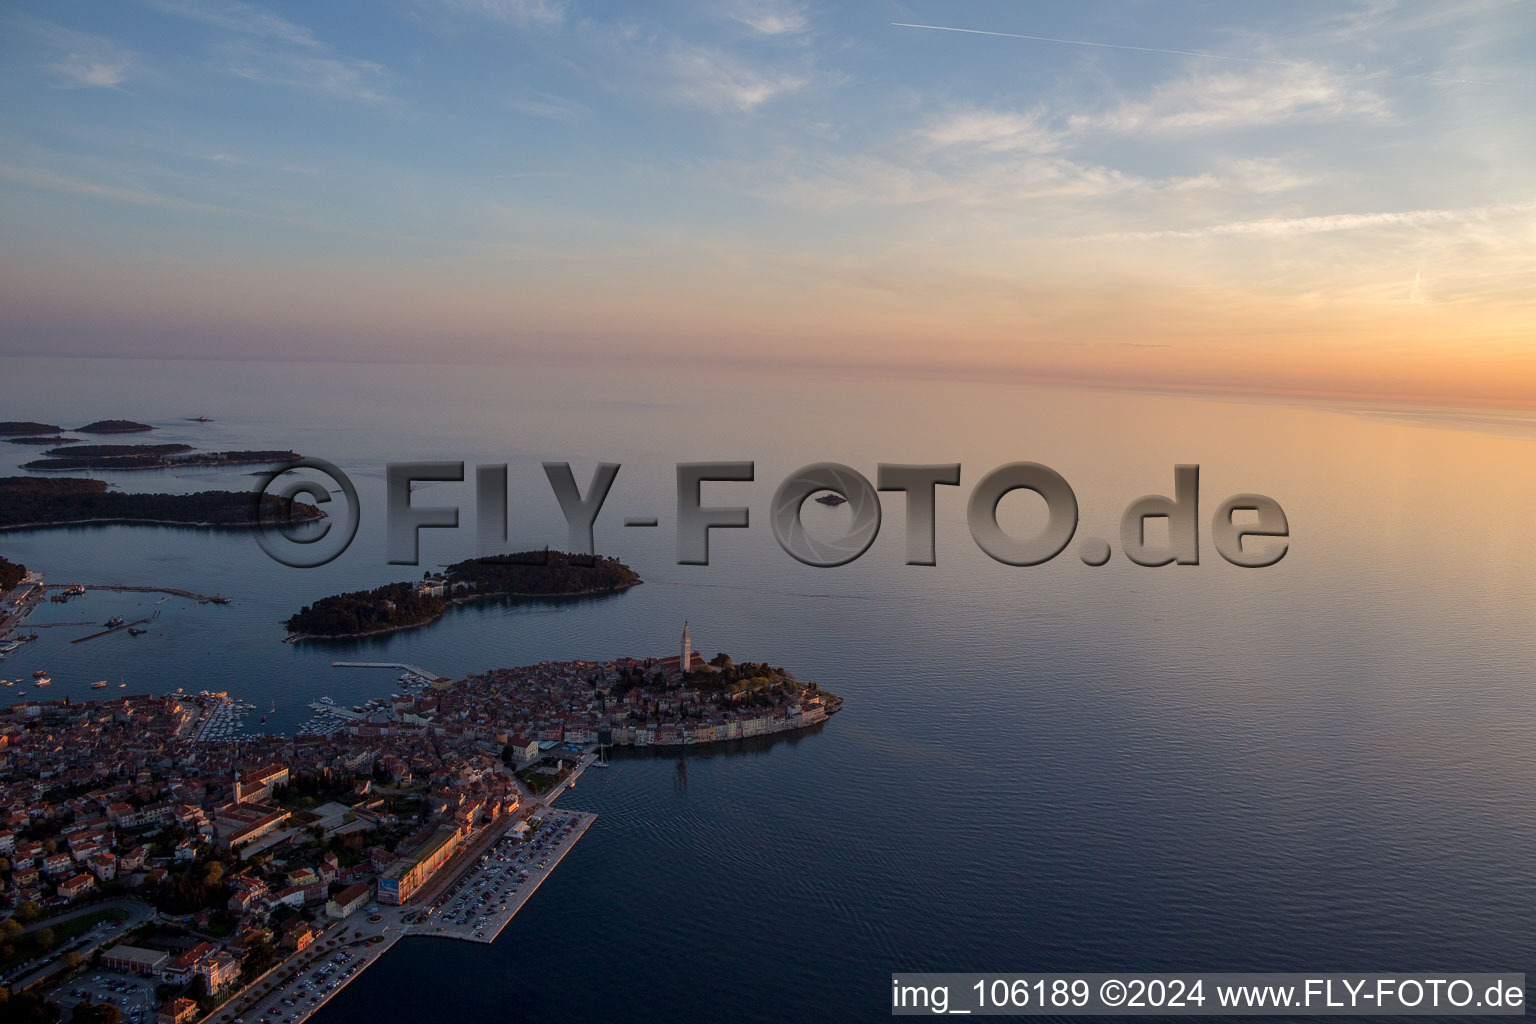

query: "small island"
(285, 550), (641, 639)
(24, 448), (299, 471)
(4, 435), (81, 445)
(0, 477), (325, 530)
(0, 421), (63, 435)
(77, 419), (156, 433)
(48, 442), (195, 457)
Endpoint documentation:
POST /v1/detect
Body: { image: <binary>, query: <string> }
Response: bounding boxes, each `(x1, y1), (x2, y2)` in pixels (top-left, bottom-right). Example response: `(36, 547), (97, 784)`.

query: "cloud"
(50, 50), (134, 89)
(922, 109), (1062, 154)
(1071, 63), (1389, 135)
(15, 18), (137, 89)
(0, 163), (257, 217)
(144, 1), (389, 101)
(143, 0), (319, 47)
(1096, 200), (1536, 240)
(754, 152), (1147, 210)
(504, 91), (588, 122)
(433, 0), (566, 29)
(221, 42), (388, 101)
(724, 1), (809, 37)
(661, 42), (808, 110)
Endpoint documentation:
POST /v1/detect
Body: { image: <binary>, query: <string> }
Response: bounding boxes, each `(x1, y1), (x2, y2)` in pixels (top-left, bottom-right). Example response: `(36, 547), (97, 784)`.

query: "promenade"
(202, 772), (598, 1024)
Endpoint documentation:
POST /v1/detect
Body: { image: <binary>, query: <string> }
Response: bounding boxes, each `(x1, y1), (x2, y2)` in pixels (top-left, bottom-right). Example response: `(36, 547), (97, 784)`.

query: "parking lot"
(237, 935), (386, 1024)
(55, 970), (158, 1024)
(418, 810), (594, 941)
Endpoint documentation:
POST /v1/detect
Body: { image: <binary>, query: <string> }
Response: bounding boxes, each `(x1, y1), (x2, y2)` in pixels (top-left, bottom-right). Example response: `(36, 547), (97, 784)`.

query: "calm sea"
(5, 355), (1536, 1022)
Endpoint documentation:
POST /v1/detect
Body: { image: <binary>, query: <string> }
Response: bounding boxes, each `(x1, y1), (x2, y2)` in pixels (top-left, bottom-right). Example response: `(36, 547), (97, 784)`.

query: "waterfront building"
(377, 824), (465, 904)
(326, 882), (370, 918)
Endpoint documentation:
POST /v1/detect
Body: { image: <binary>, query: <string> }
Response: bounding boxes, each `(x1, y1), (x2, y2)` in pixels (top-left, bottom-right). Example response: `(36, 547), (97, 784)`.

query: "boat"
(209, 594), (231, 604)
(35, 676), (51, 686)
(33, 669), (48, 678)
(118, 682), (126, 688)
(128, 627), (148, 636)
(92, 680), (108, 689)
(814, 492), (847, 506)
(104, 615), (124, 628)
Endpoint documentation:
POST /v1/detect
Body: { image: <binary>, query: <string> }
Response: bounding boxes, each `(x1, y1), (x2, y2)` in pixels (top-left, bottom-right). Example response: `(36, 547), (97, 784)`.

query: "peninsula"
(0, 477), (325, 530)
(0, 626), (837, 1024)
(284, 551), (641, 640)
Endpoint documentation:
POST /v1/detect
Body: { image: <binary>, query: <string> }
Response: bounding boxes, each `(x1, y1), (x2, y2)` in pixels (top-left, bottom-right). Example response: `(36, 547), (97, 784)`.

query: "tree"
(35, 927), (56, 951)
(14, 901), (40, 924)
(63, 952), (84, 969)
(72, 1003), (122, 1024)
(0, 919), (22, 940)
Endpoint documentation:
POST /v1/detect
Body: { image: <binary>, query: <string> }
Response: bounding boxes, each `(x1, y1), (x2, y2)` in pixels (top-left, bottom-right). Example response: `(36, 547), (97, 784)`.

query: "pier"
(70, 618), (152, 644)
(331, 660), (449, 683)
(44, 583), (227, 602)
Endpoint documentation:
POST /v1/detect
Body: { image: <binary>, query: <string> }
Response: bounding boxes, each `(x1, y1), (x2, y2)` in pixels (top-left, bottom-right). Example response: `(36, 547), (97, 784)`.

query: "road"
(4, 899), (157, 992)
(18, 898), (155, 936)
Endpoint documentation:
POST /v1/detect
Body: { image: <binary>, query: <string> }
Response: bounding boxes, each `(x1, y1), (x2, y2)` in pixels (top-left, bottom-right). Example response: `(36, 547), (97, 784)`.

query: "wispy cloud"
(1095, 200), (1536, 239)
(0, 163), (257, 217)
(15, 18), (138, 89)
(892, 22), (1291, 65)
(432, 0), (566, 29)
(662, 41), (808, 110)
(504, 91), (587, 122)
(1072, 63), (1389, 135)
(725, 0), (810, 37)
(221, 41), (388, 101)
(146, 0), (389, 101)
(50, 48), (134, 89)
(922, 109), (1061, 154)
(143, 0), (319, 47)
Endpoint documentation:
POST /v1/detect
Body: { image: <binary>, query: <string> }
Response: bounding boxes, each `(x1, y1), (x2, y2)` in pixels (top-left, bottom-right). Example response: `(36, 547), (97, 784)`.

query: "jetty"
(331, 661), (449, 684)
(45, 583), (225, 602)
(71, 618), (152, 644)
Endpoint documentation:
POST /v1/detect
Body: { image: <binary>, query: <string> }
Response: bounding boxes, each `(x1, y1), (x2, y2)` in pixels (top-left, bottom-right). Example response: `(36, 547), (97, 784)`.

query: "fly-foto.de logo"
(252, 460), (1287, 571)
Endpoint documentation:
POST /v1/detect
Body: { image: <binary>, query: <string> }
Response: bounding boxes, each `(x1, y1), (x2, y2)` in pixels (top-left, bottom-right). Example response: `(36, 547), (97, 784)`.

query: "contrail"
(891, 22), (1497, 84)
(891, 22), (1291, 65)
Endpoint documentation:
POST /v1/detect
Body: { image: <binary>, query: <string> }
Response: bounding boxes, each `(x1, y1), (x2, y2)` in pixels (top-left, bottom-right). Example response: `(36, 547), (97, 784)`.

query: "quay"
(331, 660), (449, 683)
(217, 787), (598, 1024)
(415, 810), (597, 944)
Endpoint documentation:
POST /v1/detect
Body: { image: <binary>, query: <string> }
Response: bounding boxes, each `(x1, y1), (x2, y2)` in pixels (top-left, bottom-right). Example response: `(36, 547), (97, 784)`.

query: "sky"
(1, 0), (1533, 403)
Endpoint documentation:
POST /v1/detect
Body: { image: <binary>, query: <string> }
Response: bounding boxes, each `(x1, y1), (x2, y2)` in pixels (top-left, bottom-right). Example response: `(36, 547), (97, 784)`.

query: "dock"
(70, 618), (151, 644)
(331, 661), (449, 683)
